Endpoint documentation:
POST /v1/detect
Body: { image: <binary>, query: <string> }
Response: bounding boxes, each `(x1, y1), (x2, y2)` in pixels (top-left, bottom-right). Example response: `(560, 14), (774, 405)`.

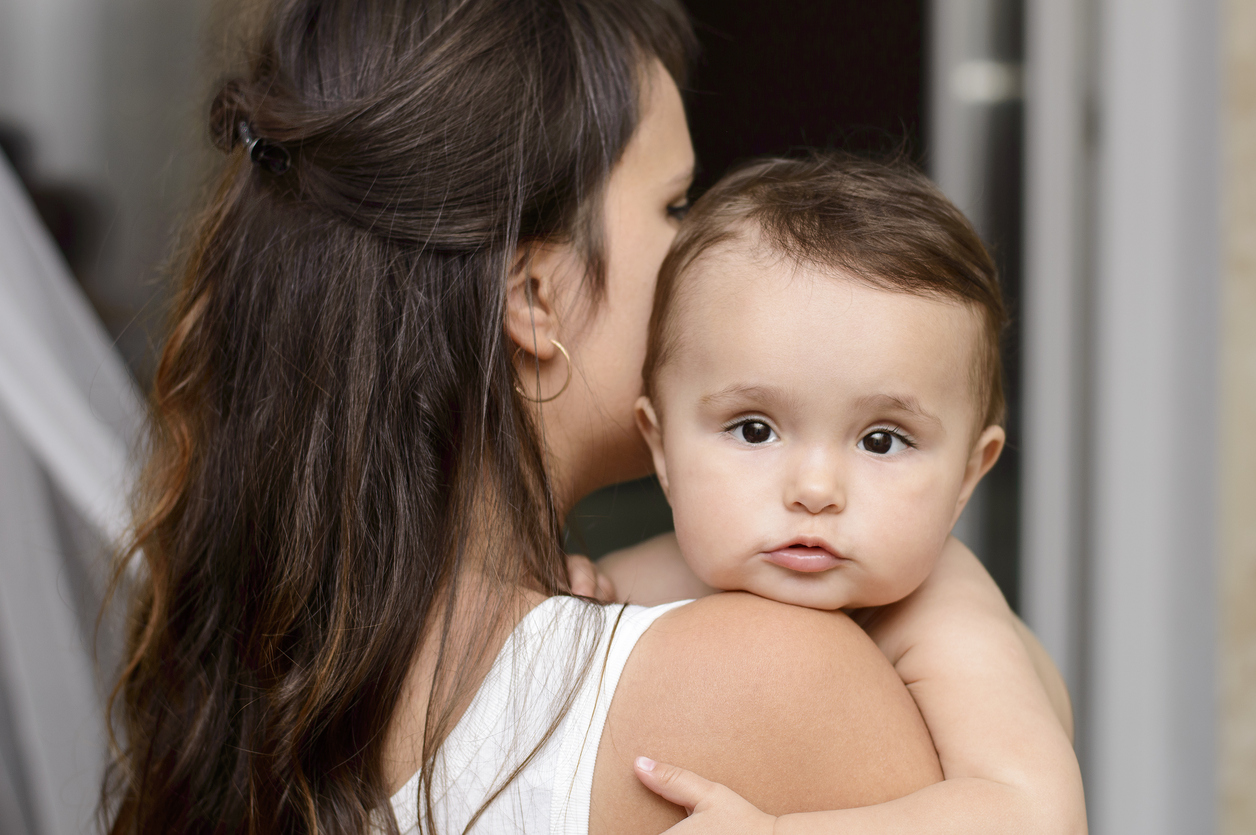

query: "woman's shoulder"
(589, 592), (943, 834)
(628, 591), (917, 700)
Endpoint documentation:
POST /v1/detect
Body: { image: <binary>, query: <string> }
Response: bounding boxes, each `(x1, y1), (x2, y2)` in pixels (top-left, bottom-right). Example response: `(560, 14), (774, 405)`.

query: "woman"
(104, 1), (942, 833)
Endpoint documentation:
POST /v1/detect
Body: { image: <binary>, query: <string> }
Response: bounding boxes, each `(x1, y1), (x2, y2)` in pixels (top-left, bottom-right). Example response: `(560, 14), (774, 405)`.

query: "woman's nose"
(784, 448), (846, 514)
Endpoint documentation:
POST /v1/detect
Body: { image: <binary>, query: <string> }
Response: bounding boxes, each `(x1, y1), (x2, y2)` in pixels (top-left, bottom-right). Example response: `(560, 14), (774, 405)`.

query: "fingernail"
(635, 756), (656, 772)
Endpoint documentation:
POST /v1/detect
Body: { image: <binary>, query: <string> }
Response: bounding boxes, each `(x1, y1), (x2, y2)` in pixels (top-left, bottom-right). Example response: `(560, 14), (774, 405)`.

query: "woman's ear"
(505, 241), (573, 361)
(634, 396), (670, 497)
(951, 424), (1006, 526)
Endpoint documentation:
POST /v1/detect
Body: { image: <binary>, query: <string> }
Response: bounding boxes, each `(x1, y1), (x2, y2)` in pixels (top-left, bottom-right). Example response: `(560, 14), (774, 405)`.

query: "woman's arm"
(589, 592), (943, 835)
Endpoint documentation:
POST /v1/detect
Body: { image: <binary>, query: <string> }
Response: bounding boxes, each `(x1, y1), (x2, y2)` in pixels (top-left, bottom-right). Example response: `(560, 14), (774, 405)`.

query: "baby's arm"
(595, 532), (716, 605)
(1011, 601), (1075, 741)
(865, 538), (1073, 739)
(836, 535), (1085, 832)
(635, 535), (1085, 835)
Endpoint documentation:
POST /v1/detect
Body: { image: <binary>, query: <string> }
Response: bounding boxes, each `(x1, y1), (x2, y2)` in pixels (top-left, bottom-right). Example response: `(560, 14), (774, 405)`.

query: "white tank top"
(388, 596), (690, 835)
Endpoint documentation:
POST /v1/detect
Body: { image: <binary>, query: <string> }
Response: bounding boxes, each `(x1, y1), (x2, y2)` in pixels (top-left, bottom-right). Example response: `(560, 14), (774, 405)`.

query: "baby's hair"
(643, 152), (1007, 430)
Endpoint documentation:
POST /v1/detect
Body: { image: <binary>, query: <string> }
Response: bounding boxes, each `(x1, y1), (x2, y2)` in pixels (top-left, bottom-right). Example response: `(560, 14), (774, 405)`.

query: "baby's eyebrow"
(855, 393), (943, 427)
(699, 383), (790, 408)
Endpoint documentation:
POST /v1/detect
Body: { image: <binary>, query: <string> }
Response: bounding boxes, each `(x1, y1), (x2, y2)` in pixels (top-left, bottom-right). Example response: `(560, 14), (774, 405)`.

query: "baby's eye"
(859, 430), (912, 455)
(735, 420), (776, 445)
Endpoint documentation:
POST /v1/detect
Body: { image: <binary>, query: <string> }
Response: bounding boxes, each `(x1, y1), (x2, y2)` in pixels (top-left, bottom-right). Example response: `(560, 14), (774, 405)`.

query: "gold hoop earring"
(514, 339), (573, 403)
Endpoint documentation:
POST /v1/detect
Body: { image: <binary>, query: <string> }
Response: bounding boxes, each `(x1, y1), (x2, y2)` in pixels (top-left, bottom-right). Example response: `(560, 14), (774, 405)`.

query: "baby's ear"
(634, 396), (670, 497)
(952, 425), (1006, 525)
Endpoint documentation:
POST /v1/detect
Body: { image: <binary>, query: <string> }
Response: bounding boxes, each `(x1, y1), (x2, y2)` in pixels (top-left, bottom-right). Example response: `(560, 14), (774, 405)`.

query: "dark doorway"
(684, 1), (927, 192)
(567, 2), (929, 559)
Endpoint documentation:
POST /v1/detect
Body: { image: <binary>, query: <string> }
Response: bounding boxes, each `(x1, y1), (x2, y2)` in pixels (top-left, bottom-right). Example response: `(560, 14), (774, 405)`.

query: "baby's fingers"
(595, 569), (617, 603)
(633, 757), (715, 813)
(634, 757), (776, 834)
(566, 554), (614, 601)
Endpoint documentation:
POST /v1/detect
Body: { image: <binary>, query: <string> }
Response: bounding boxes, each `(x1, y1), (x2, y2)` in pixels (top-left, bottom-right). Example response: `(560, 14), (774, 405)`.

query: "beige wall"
(1224, 1), (1256, 830)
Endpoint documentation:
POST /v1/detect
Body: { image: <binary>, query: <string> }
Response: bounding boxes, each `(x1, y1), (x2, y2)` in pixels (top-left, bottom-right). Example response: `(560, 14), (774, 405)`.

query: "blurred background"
(0, 0), (1249, 832)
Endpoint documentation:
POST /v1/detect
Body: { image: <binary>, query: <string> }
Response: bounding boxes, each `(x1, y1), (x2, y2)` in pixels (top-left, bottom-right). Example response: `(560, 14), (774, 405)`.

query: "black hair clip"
(237, 122), (292, 176)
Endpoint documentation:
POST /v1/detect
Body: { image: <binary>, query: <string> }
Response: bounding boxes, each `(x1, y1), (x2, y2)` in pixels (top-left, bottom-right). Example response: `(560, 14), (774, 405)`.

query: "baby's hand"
(565, 554), (617, 602)
(634, 757), (776, 835)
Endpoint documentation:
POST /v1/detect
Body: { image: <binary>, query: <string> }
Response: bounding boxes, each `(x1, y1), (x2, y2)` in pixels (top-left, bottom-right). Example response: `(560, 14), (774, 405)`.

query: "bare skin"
(591, 532), (1073, 740)
(383, 62), (946, 824)
(590, 594), (944, 834)
(605, 240), (1084, 831)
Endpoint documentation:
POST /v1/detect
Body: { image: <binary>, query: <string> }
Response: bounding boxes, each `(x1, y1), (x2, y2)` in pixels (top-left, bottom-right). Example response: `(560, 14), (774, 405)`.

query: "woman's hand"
(566, 554), (618, 602)
(634, 757), (777, 835)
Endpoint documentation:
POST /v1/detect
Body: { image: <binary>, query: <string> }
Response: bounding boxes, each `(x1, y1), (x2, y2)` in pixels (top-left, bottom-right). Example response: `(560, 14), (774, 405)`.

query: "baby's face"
(639, 244), (1003, 610)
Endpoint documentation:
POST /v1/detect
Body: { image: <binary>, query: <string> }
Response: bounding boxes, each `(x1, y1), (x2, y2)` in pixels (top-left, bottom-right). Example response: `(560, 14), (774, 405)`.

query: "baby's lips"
(762, 544), (846, 573)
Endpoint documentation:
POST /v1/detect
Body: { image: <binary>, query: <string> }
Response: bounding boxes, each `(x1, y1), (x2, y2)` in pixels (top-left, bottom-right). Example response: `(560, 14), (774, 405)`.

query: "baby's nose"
(785, 448), (845, 514)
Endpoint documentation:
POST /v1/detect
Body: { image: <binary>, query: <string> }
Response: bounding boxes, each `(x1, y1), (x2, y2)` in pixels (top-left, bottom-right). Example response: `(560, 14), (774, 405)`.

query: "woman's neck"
(381, 574), (547, 794)
(380, 490), (551, 794)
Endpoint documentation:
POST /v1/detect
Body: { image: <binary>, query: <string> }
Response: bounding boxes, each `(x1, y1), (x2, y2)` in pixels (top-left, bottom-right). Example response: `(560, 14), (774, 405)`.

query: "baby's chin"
(696, 559), (893, 611)
(727, 578), (857, 612)
(714, 569), (913, 612)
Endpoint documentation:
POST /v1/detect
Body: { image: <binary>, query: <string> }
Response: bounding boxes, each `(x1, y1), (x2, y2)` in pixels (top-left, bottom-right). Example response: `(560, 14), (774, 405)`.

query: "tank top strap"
(388, 596), (691, 835)
(550, 599), (691, 835)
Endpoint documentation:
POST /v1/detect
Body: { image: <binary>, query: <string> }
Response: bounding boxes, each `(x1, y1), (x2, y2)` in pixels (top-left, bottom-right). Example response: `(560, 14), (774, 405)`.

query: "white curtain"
(0, 156), (144, 835)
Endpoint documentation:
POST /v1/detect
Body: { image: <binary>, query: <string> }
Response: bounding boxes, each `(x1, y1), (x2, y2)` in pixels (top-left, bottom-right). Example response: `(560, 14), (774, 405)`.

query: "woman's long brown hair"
(101, 2), (691, 832)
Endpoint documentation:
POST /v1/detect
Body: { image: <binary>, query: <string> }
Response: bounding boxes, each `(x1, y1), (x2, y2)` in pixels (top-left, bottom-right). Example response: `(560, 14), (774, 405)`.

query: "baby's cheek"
(696, 553), (753, 593)
(671, 528), (732, 592)
(873, 533), (945, 604)
(668, 444), (766, 588)
(669, 497), (742, 590)
(870, 484), (955, 566)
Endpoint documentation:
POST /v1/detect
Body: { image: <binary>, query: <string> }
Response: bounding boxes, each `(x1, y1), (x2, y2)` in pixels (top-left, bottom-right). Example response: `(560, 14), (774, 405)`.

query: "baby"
(596, 154), (1086, 834)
